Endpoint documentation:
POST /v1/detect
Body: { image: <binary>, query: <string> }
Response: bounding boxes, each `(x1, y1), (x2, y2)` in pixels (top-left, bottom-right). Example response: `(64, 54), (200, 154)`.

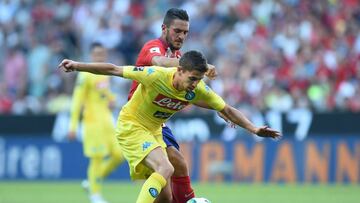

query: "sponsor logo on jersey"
(205, 85), (210, 92)
(153, 94), (189, 111)
(149, 47), (161, 54)
(153, 111), (173, 119)
(147, 67), (155, 75)
(133, 66), (145, 71)
(185, 91), (195, 100)
(142, 141), (153, 151)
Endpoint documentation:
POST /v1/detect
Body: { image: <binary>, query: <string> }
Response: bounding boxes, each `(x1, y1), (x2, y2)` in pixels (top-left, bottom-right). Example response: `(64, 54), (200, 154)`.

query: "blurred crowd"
(0, 0), (360, 115)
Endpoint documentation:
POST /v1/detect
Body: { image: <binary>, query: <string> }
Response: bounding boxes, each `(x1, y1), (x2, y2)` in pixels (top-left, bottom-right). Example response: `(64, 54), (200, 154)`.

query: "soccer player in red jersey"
(128, 8), (216, 203)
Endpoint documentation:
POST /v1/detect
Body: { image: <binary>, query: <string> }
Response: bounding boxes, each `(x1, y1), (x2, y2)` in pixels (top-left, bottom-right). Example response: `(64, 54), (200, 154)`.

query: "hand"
(68, 131), (77, 141)
(205, 64), (218, 80)
(58, 59), (78, 72)
(254, 126), (282, 140)
(217, 112), (237, 128)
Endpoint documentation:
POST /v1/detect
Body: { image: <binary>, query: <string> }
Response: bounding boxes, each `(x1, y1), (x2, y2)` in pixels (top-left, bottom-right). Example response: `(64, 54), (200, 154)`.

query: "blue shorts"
(162, 125), (180, 150)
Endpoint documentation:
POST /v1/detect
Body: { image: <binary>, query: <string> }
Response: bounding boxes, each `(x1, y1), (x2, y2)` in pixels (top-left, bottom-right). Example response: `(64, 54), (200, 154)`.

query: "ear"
(177, 66), (184, 75)
(161, 24), (166, 33)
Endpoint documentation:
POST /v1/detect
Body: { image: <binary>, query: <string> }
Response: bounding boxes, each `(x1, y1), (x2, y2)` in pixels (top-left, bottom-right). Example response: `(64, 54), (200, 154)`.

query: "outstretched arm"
(58, 59), (125, 77)
(220, 104), (281, 139)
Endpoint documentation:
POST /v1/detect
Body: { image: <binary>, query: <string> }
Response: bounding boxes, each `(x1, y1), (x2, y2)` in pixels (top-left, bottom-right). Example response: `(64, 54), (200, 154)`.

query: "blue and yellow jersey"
(120, 66), (226, 132)
(69, 72), (115, 132)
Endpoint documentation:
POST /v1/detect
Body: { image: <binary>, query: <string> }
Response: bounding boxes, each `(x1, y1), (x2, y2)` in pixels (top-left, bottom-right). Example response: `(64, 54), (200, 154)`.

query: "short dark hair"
(90, 42), (104, 50)
(163, 8), (189, 27)
(179, 50), (208, 73)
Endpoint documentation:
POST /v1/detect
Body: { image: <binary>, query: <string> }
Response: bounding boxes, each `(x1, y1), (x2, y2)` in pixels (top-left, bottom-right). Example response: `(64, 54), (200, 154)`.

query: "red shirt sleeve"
(135, 39), (167, 66)
(128, 39), (167, 100)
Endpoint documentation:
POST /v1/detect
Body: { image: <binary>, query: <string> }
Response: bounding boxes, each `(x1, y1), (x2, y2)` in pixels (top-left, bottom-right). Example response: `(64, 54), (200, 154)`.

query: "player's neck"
(159, 36), (176, 53)
(172, 72), (184, 91)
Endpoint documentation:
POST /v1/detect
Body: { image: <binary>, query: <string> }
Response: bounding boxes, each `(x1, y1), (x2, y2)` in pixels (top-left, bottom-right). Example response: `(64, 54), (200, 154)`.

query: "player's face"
(164, 19), (189, 50)
(179, 69), (204, 92)
(91, 46), (107, 62)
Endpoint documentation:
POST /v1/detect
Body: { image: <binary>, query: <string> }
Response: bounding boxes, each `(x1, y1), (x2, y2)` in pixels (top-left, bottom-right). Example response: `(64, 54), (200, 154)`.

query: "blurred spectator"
(0, 0), (359, 115)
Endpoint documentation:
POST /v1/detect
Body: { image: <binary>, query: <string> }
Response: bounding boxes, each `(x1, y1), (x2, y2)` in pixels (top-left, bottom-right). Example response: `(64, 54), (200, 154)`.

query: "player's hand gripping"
(58, 59), (79, 72)
(254, 126), (282, 140)
(205, 64), (218, 80)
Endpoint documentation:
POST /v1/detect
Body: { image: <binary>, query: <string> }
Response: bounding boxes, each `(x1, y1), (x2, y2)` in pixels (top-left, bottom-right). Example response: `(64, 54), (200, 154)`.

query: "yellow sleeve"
(123, 66), (160, 86)
(195, 81), (226, 111)
(69, 73), (88, 132)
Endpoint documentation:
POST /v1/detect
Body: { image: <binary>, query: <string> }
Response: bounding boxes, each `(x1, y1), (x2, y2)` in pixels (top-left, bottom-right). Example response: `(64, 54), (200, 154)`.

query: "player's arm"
(195, 83), (281, 139)
(59, 59), (157, 86)
(194, 101), (236, 128)
(58, 59), (125, 77)
(152, 56), (179, 67)
(219, 104), (281, 139)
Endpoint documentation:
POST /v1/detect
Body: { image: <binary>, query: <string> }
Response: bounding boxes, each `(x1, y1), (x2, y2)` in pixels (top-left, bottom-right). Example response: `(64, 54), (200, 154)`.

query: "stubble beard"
(166, 32), (181, 51)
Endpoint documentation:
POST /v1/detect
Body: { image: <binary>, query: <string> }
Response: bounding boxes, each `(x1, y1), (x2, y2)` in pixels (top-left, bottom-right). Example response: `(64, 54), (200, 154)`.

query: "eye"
(189, 77), (198, 81)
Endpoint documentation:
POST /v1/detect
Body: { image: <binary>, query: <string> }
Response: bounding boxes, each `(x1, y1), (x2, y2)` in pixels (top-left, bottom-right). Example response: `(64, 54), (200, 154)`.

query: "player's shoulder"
(143, 38), (163, 47)
(147, 66), (174, 73)
(144, 66), (176, 78)
(194, 80), (212, 94)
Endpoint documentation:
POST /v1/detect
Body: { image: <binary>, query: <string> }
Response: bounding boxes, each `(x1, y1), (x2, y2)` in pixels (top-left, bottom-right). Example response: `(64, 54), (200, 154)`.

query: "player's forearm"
(152, 56), (179, 67)
(220, 105), (257, 134)
(75, 62), (124, 77)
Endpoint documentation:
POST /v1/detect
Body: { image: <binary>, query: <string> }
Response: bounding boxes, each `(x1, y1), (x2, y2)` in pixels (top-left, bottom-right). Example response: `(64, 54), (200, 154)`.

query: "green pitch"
(0, 181), (359, 203)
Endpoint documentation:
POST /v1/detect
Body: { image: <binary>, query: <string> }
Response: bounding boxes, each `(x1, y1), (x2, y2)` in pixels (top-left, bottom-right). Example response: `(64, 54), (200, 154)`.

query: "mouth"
(175, 40), (183, 44)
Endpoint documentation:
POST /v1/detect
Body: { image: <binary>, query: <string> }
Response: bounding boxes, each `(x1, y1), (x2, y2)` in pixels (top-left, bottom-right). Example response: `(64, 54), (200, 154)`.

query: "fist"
(205, 64), (218, 80)
(58, 59), (78, 72)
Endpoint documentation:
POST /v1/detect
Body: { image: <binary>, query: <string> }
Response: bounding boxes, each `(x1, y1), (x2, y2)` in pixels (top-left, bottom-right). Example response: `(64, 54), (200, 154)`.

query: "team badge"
(185, 91), (195, 100)
(149, 188), (159, 198)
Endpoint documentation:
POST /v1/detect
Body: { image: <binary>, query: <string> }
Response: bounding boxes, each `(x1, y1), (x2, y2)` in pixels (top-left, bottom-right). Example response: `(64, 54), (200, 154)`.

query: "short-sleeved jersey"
(127, 38), (181, 100)
(121, 66), (226, 132)
(69, 72), (116, 132)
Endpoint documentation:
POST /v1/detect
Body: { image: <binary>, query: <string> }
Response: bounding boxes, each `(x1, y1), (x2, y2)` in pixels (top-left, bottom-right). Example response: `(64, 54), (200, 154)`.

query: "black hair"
(90, 42), (104, 50)
(179, 50), (208, 73)
(163, 8), (189, 27)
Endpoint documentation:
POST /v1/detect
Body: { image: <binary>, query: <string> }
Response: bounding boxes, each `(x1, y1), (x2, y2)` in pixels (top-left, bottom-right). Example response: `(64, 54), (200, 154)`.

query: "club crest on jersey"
(149, 188), (159, 198)
(185, 91), (195, 100)
(153, 94), (189, 111)
(133, 66), (144, 71)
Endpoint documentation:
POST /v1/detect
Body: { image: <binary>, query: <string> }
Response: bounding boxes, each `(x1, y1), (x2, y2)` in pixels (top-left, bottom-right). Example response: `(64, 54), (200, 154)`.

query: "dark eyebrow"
(189, 76), (203, 81)
(174, 28), (188, 32)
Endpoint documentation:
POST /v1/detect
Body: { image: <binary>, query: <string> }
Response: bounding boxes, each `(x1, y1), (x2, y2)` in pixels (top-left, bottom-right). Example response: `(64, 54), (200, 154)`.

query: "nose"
(178, 32), (186, 40)
(190, 81), (199, 89)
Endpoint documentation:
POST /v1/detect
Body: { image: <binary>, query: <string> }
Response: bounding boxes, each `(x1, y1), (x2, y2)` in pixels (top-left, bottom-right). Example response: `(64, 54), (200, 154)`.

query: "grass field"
(0, 181), (359, 203)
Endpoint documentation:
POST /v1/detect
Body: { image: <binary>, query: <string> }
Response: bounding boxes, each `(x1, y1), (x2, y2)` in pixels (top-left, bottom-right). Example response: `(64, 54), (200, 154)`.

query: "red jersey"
(128, 38), (181, 100)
